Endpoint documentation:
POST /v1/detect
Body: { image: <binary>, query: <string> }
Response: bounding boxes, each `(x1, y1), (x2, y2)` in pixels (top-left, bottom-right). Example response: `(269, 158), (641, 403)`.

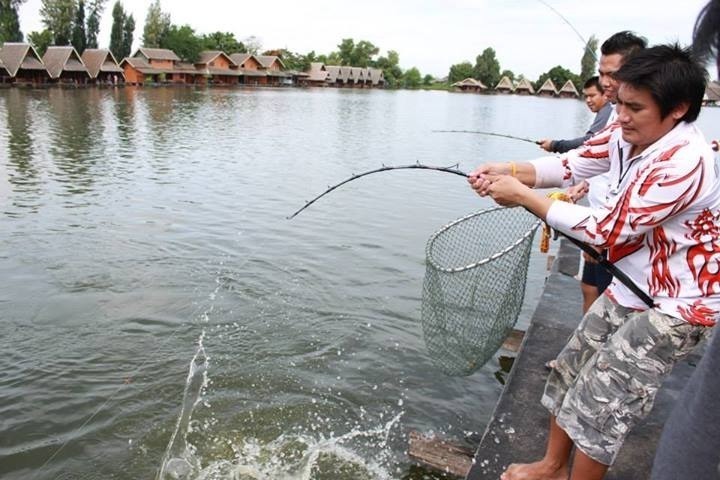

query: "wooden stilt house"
(228, 53), (266, 85)
(515, 78), (535, 95)
(537, 78), (557, 97)
(43, 46), (89, 85)
(0, 43), (47, 86)
(452, 78), (487, 93)
(558, 79), (580, 98)
(495, 75), (514, 94)
(81, 49), (124, 85)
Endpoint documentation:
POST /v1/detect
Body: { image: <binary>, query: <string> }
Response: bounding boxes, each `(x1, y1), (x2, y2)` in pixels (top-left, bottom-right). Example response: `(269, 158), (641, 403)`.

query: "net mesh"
(421, 206), (541, 376)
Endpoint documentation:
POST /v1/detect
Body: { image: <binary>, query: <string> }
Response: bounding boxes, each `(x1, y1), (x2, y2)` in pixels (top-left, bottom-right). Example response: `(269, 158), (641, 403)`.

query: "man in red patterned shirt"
(469, 44), (719, 480)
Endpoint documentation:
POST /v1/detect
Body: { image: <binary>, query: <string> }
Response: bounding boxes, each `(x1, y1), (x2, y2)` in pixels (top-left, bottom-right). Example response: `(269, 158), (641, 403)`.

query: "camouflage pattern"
(541, 295), (709, 465)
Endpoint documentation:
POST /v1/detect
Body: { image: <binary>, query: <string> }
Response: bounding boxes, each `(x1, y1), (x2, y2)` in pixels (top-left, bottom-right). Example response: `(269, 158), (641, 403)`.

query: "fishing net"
(421, 206), (541, 376)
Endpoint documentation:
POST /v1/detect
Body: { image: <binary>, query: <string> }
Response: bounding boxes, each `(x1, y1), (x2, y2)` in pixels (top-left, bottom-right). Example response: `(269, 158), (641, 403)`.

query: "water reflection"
(45, 88), (103, 197)
(4, 89), (41, 215)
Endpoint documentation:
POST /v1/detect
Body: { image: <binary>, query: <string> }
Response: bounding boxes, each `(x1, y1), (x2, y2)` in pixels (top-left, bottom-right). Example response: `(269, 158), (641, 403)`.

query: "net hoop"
(425, 206), (542, 273)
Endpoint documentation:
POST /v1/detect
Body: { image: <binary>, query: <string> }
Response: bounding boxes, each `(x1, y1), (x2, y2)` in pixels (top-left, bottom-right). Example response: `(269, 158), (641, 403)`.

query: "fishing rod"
(288, 164), (655, 308)
(536, 0), (598, 62)
(432, 130), (539, 145)
(286, 163), (467, 219)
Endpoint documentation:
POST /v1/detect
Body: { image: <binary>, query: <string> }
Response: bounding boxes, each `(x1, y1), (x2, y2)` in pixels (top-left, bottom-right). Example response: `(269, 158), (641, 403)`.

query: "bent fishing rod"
(288, 163), (654, 309)
(287, 163), (468, 219)
(432, 129), (539, 145)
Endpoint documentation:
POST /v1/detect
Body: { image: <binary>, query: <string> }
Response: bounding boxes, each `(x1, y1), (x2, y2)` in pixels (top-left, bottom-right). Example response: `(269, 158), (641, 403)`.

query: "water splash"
(184, 412), (403, 480)
(157, 330), (210, 480)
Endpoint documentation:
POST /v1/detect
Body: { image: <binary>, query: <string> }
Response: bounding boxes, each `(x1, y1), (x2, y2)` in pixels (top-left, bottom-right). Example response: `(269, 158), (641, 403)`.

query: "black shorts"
(582, 260), (613, 293)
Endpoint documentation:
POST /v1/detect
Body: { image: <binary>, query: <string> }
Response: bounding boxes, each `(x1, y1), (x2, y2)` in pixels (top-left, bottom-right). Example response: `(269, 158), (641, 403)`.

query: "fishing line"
(33, 219), (256, 479)
(288, 164), (654, 308)
(33, 325), (189, 478)
(432, 129), (539, 144)
(536, 0), (598, 61)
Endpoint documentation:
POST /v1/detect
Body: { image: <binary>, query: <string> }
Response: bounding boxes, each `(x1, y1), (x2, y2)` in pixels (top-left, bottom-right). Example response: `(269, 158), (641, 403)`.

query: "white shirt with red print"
(529, 121), (720, 326)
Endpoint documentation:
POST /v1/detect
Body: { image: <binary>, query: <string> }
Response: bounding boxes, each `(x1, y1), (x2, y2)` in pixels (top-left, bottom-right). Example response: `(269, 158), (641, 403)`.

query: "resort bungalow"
(228, 53), (266, 85)
(81, 49), (124, 84)
(451, 77), (487, 93)
(0, 42), (47, 86)
(340, 66), (354, 86)
(123, 48), (184, 85)
(257, 55), (290, 86)
(515, 78), (535, 95)
(195, 50), (241, 85)
(302, 62), (329, 87)
(351, 67), (366, 87)
(537, 78), (557, 97)
(325, 65), (341, 86)
(367, 67), (385, 87)
(495, 75), (514, 94)
(42, 46), (89, 85)
(558, 79), (579, 98)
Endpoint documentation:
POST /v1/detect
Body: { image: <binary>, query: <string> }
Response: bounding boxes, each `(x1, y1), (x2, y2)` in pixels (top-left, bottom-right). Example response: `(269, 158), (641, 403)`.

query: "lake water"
(1, 86), (718, 480)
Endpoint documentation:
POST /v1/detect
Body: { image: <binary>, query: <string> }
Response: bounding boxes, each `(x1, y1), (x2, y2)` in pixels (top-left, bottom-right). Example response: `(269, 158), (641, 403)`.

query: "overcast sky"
(18, 0), (711, 79)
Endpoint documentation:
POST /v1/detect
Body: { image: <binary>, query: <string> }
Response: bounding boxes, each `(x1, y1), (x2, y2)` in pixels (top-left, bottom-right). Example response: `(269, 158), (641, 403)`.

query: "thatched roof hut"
(495, 75), (514, 93)
(559, 79), (580, 98)
(452, 77), (487, 93)
(515, 78), (535, 95)
(537, 78), (557, 97)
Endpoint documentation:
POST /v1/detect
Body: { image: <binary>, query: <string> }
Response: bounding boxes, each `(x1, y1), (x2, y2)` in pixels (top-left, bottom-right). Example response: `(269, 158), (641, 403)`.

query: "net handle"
(425, 206), (541, 273)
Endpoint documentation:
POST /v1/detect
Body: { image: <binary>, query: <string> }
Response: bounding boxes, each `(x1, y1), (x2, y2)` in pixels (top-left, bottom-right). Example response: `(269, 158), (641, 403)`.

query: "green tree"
(298, 50), (318, 71)
(324, 51), (341, 65)
(337, 38), (354, 65)
(501, 69), (515, 82)
(160, 24), (202, 62)
(109, 0), (124, 59)
(40, 0), (77, 45)
(85, 0), (105, 49)
(535, 65), (580, 92)
(580, 35), (599, 83)
(473, 47), (501, 88)
(402, 67), (422, 89)
(71, 0), (86, 53)
(423, 74), (434, 86)
(28, 29), (53, 56)
(336, 38), (378, 67)
(121, 13), (134, 59)
(375, 50), (402, 88)
(142, 0), (169, 48)
(351, 40), (378, 67)
(202, 31), (245, 54)
(0, 0), (26, 43)
(448, 61), (473, 83)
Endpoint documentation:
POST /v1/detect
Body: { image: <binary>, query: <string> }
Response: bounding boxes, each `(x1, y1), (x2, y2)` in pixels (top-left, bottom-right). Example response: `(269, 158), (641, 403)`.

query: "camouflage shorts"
(541, 294), (708, 465)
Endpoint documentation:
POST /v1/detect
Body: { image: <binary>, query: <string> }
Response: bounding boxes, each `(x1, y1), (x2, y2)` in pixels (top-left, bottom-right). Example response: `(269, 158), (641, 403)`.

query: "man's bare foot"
(500, 459), (568, 480)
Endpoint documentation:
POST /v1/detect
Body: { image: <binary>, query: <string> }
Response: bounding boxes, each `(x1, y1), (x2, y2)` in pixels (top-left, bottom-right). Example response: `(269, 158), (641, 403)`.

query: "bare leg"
(501, 416), (571, 480)
(569, 448), (608, 480)
(580, 282), (599, 314)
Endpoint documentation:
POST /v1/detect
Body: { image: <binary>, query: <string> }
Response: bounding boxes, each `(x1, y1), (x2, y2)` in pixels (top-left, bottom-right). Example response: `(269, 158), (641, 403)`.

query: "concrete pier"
(465, 239), (702, 479)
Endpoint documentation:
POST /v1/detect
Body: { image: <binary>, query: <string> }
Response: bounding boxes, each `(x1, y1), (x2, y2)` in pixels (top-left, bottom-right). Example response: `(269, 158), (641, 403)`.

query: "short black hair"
(601, 31), (647, 60)
(583, 76), (603, 92)
(614, 44), (707, 123)
(693, 0), (720, 74)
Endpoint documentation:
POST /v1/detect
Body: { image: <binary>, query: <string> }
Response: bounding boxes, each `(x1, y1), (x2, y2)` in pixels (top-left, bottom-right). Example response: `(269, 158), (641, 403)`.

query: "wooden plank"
(408, 430), (474, 478)
(501, 328), (525, 353)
